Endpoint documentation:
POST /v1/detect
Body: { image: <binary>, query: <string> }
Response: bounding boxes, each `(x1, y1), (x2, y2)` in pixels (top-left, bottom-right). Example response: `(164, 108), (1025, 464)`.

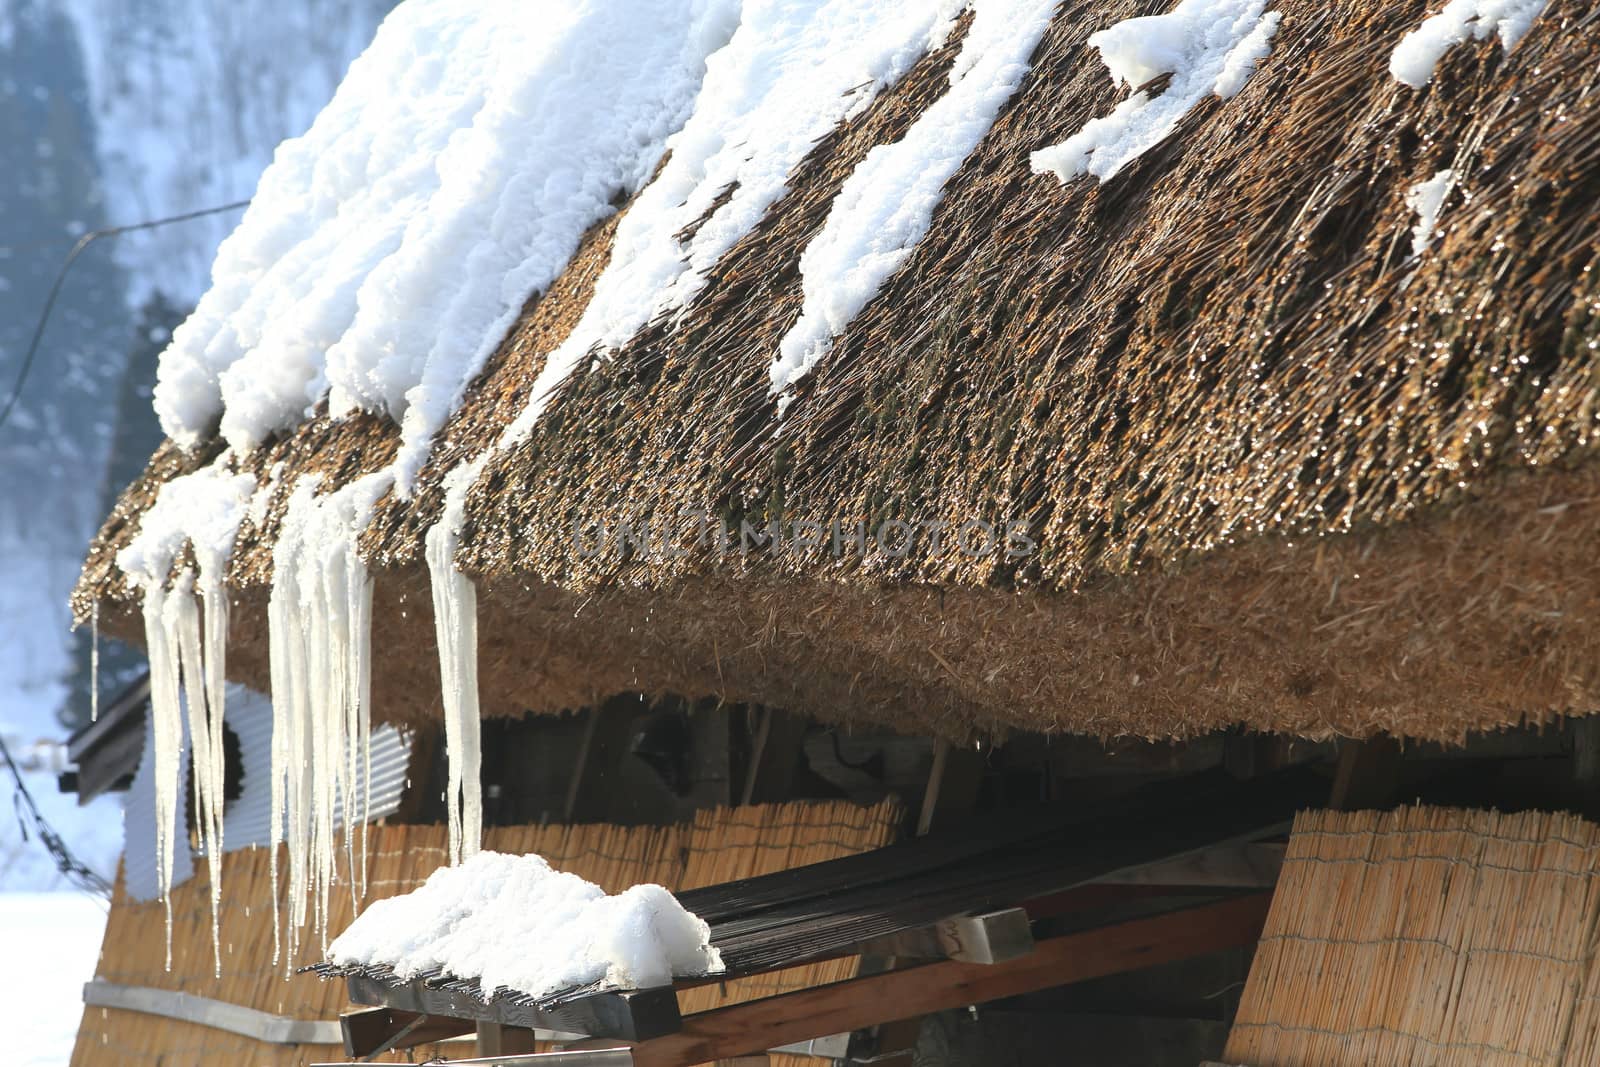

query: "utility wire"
(0, 199), (250, 435)
(0, 733), (113, 898)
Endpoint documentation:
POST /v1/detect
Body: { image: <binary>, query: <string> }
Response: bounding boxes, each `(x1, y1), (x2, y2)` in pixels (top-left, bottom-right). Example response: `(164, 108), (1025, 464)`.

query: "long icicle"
(268, 473), (391, 964)
(266, 558), (292, 967)
(140, 581), (184, 970)
(169, 572), (225, 975)
(426, 522), (482, 866)
(90, 600), (100, 723)
(198, 570), (231, 976)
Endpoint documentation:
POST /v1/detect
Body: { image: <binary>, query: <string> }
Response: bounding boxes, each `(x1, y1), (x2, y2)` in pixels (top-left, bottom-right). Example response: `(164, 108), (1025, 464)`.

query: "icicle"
(425, 519), (482, 866)
(168, 572), (227, 977)
(90, 600), (100, 722)
(267, 472), (391, 965)
(117, 453), (255, 970)
(139, 582), (184, 970)
(266, 560), (291, 968)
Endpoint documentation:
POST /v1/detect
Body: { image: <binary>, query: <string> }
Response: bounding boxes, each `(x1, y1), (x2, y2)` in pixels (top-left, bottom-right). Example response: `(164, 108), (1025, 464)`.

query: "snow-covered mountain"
(55, 0), (400, 306)
(0, 0), (394, 894)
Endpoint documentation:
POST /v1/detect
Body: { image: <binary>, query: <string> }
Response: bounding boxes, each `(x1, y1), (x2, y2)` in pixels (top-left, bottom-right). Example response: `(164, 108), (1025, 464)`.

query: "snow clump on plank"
(1390, 0), (1549, 89)
(1030, 0), (1280, 183)
(327, 851), (723, 998)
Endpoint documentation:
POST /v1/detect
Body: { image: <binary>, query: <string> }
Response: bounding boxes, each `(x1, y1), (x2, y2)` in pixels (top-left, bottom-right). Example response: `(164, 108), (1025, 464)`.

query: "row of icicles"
(134, 478), (482, 975)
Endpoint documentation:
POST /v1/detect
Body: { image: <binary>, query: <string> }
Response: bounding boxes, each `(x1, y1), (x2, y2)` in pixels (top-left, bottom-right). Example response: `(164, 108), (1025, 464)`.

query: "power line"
(0, 733), (113, 899)
(0, 198), (250, 435)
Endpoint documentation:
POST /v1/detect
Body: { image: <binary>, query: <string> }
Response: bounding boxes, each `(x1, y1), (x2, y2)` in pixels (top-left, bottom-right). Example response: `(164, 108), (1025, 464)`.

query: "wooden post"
(917, 739), (985, 836)
(564, 709), (602, 822)
(1329, 735), (1401, 811)
(477, 1021), (540, 1056)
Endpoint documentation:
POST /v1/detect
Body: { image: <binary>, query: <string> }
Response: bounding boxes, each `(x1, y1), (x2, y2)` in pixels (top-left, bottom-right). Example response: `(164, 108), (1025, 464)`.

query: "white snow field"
(328, 851), (722, 999)
(0, 892), (107, 1067)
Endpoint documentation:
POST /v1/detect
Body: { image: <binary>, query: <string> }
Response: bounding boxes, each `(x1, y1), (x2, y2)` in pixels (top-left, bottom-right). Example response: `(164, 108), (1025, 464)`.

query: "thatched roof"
(76, 0), (1600, 743)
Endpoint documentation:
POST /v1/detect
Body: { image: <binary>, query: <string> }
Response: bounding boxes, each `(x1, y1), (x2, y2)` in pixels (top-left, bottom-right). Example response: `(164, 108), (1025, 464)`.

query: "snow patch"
(1405, 168), (1456, 256)
(328, 851), (723, 999)
(152, 0), (741, 492)
(1390, 0), (1549, 88)
(1030, 0), (1281, 183)
(771, 0), (1058, 400)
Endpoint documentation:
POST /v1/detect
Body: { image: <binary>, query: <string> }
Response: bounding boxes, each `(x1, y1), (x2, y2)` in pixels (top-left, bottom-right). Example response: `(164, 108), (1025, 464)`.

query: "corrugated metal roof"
(123, 700), (192, 902)
(123, 685), (412, 901)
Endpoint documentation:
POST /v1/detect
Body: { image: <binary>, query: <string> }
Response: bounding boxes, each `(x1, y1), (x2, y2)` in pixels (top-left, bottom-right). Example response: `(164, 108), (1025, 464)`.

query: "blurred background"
(0, 3), (394, 1060)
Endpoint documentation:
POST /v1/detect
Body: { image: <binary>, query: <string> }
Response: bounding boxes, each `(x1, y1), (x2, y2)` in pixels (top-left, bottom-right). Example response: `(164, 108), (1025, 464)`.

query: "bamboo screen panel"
(1223, 806), (1600, 1067)
(70, 798), (902, 1067)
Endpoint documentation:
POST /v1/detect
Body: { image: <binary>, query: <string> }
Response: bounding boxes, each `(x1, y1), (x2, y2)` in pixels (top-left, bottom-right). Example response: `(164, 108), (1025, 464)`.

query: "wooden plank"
(630, 894), (1272, 1067)
(740, 709), (809, 806)
(73, 716), (145, 802)
(345, 973), (682, 1042)
(314, 1049), (636, 1066)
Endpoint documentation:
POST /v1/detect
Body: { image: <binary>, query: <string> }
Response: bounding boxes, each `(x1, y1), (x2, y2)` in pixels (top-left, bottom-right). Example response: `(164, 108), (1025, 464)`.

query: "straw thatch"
(1225, 805), (1600, 1066)
(71, 798), (901, 1067)
(74, 0), (1600, 741)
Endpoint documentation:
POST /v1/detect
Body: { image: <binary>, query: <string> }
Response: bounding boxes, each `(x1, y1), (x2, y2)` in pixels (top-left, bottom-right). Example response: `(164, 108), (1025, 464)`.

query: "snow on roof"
(153, 0), (742, 491)
(327, 851), (723, 1000)
(1390, 0), (1550, 89)
(770, 0), (1058, 402)
(1405, 169), (1458, 257)
(1030, 0), (1280, 183)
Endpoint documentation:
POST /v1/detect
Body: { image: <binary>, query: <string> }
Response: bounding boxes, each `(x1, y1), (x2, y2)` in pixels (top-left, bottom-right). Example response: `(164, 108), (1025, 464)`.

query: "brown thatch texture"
(1224, 805), (1600, 1067)
(71, 798), (901, 1067)
(74, 0), (1600, 740)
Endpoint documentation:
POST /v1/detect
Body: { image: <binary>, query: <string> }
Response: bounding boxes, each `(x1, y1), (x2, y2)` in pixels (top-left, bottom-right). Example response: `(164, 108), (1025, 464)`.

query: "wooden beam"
(1092, 842), (1285, 888)
(740, 708), (809, 806)
(1330, 736), (1401, 811)
(916, 739), (985, 835)
(859, 908), (1034, 964)
(340, 1007), (476, 1057)
(628, 894), (1272, 1067)
(564, 710), (602, 822)
(479, 1021), (541, 1056)
(344, 973), (681, 1042)
(1575, 717), (1600, 788)
(740, 707), (774, 806)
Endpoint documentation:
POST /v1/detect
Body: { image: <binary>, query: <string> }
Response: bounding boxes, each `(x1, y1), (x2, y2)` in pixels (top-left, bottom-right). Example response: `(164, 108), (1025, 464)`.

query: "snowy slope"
(0, 893), (107, 1067)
